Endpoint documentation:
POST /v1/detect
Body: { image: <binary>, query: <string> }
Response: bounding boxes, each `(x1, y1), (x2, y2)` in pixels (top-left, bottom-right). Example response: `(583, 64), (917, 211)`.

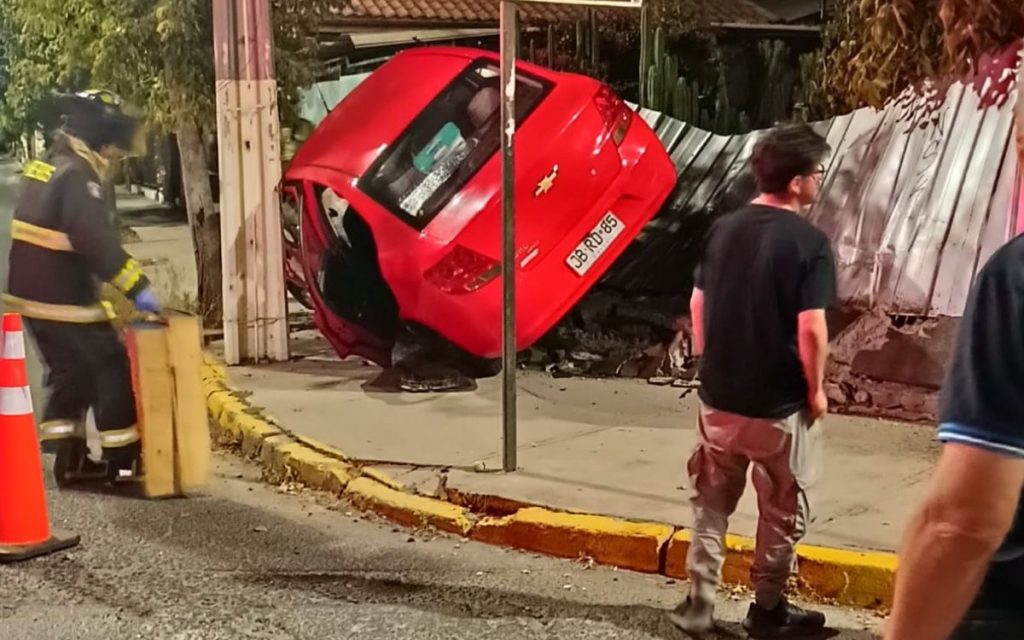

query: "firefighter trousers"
(26, 318), (141, 464)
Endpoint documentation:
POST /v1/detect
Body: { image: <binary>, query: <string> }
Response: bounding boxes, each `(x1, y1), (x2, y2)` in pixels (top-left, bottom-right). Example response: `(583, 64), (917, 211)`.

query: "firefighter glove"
(133, 287), (161, 313)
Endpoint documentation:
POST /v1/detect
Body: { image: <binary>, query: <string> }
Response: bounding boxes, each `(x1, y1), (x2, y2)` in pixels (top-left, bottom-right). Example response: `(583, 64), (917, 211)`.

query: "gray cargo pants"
(685, 402), (822, 610)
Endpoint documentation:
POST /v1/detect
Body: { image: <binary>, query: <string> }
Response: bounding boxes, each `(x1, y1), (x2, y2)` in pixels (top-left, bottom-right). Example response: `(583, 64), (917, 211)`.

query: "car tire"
(463, 354), (502, 378)
(287, 280), (314, 310)
(398, 321), (502, 379)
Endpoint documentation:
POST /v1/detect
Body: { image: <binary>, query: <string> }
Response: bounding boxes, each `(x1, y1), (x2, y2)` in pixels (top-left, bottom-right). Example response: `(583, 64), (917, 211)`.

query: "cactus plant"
(639, 6), (651, 106)
(575, 20), (586, 62)
(671, 78), (702, 123)
(638, 13), (752, 134)
(662, 54), (679, 110)
(547, 24), (555, 68)
(653, 26), (666, 76)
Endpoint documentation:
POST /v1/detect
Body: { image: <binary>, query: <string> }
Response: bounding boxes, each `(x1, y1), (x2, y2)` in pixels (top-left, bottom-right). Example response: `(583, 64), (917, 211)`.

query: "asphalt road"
(0, 159), (884, 639)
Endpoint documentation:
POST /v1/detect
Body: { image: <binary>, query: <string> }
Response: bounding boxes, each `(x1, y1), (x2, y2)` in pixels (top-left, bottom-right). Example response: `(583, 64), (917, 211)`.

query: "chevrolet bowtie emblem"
(534, 165), (559, 197)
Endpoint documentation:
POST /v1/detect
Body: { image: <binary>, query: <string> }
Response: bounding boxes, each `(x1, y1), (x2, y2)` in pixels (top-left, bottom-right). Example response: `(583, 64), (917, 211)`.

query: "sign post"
(498, 0), (642, 472)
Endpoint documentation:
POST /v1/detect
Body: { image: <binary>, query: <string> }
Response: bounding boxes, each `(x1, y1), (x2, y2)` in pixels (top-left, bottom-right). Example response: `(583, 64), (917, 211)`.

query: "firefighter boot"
(52, 439), (109, 487)
(103, 441), (143, 484)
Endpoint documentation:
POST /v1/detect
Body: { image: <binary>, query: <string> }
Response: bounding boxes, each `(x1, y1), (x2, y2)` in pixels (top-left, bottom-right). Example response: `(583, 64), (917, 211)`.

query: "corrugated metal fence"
(607, 73), (1021, 320)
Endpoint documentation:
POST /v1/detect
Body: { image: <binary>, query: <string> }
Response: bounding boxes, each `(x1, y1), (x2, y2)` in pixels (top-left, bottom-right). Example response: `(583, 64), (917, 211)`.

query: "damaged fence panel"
(609, 44), (1022, 322)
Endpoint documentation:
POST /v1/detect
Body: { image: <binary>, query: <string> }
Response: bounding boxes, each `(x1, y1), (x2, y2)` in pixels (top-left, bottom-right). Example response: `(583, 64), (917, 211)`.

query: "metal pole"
(499, 0), (518, 472)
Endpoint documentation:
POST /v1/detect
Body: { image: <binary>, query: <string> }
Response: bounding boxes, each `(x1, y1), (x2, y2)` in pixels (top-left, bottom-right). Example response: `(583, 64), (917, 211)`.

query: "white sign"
(566, 212), (626, 276)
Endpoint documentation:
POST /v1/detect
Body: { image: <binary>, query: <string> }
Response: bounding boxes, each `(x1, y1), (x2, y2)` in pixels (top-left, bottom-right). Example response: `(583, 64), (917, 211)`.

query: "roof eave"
(709, 22), (821, 38)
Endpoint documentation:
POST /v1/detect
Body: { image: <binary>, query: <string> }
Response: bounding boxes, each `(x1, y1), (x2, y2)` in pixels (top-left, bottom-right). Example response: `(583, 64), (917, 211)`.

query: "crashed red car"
(283, 47), (675, 366)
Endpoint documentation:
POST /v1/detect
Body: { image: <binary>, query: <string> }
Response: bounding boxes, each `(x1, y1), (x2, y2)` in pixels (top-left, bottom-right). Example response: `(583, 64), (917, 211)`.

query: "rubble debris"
(357, 282), (942, 424)
(531, 290), (942, 423)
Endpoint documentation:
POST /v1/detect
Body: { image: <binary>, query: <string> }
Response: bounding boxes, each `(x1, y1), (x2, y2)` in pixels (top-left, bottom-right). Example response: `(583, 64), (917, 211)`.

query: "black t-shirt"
(695, 205), (837, 419)
(937, 235), (1024, 614)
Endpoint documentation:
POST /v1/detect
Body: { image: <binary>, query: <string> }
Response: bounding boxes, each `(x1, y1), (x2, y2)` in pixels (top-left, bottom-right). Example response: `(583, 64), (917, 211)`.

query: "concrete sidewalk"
(228, 331), (940, 554)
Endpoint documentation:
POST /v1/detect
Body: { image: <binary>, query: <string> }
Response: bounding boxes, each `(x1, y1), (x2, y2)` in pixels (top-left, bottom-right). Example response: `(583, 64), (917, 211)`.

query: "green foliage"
(522, 13), (606, 82)
(0, 0), (74, 135)
(2, 0), (333, 136)
(804, 0), (1024, 118)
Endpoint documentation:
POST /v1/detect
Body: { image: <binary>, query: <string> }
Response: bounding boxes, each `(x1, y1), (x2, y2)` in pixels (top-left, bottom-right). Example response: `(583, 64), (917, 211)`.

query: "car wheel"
(462, 354), (502, 378)
(398, 321), (502, 379)
(287, 280), (314, 309)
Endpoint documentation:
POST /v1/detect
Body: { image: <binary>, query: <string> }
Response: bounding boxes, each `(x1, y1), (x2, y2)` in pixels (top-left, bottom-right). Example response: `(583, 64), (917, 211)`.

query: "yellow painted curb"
(797, 544), (897, 609)
(665, 530), (896, 609)
(200, 355), (897, 610)
(291, 434), (351, 463)
(344, 477), (474, 535)
(472, 507), (673, 574)
(261, 435), (356, 495)
(360, 466), (405, 491)
(200, 361), (356, 494)
(665, 530), (758, 587)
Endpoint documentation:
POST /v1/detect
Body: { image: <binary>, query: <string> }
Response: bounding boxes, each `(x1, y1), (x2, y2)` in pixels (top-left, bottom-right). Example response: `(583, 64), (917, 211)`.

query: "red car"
(283, 47), (676, 366)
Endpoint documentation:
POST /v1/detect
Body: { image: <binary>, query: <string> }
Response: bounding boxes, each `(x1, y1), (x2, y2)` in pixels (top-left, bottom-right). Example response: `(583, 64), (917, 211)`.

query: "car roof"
(288, 47), (571, 180)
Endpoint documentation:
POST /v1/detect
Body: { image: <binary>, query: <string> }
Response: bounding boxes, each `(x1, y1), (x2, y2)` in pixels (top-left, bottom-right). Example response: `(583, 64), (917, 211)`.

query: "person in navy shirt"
(886, 235), (1024, 639)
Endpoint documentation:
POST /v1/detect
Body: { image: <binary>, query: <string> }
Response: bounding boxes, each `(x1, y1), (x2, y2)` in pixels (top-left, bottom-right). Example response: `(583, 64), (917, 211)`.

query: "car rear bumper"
(404, 127), (677, 359)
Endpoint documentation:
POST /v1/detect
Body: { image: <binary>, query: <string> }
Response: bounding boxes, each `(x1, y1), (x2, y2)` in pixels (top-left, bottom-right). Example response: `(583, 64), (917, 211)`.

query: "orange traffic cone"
(0, 313), (79, 563)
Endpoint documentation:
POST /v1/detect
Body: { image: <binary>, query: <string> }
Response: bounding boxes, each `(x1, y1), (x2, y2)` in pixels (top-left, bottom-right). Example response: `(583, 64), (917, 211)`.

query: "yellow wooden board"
(167, 314), (210, 493)
(133, 326), (178, 498)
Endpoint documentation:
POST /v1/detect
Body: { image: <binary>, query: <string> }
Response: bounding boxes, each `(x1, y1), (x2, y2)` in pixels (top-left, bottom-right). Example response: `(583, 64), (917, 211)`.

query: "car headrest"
(467, 87), (500, 130)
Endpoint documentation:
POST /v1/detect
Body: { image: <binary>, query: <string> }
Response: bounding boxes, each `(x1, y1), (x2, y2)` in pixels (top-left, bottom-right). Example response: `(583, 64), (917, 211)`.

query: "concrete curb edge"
(200, 356), (896, 610)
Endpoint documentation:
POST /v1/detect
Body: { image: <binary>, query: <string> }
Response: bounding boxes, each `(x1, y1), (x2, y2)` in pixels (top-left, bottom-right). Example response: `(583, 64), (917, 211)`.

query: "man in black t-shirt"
(670, 125), (836, 639)
(886, 236), (1024, 640)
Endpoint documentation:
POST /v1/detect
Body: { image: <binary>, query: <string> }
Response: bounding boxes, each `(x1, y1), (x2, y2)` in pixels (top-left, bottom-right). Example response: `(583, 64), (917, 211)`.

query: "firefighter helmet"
(51, 90), (143, 155)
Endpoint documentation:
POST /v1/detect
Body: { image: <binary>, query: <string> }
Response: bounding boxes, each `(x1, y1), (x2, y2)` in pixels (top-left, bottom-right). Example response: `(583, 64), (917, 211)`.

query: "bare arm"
(885, 444), (1024, 640)
(797, 308), (828, 399)
(689, 287), (704, 356)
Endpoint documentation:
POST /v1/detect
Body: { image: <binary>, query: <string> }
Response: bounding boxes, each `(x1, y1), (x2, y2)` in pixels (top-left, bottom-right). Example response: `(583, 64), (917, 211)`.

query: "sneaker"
(743, 597), (826, 639)
(668, 597), (715, 638)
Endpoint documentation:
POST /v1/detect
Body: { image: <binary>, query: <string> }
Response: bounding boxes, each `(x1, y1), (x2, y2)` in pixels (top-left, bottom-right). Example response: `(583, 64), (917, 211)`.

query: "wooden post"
(1016, 40), (1024, 170)
(1015, 41), (1024, 237)
(212, 0), (289, 364)
(132, 326), (177, 499)
(167, 314), (211, 493)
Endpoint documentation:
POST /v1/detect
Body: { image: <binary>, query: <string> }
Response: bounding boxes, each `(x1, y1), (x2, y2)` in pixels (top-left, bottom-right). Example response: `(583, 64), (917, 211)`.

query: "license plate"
(566, 212), (625, 276)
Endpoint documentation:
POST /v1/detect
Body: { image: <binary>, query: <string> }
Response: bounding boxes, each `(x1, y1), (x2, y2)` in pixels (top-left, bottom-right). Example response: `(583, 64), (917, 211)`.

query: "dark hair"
(750, 124), (830, 195)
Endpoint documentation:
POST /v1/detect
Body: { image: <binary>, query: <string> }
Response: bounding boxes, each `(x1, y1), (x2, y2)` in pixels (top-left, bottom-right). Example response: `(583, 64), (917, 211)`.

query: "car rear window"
(359, 58), (550, 230)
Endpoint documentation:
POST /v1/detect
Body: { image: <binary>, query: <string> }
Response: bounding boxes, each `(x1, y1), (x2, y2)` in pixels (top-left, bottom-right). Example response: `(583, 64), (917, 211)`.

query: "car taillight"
(425, 245), (501, 295)
(594, 85), (633, 146)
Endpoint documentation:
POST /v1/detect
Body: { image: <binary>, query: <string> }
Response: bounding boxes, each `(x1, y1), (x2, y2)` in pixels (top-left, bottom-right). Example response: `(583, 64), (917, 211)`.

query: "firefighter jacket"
(5, 132), (150, 323)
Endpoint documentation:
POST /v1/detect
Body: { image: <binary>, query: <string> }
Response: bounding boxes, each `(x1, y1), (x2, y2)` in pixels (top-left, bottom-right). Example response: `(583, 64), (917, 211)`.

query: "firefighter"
(4, 90), (160, 481)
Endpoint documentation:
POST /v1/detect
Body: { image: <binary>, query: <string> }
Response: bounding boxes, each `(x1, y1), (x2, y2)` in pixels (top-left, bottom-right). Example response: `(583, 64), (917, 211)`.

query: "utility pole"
(1016, 39), (1024, 236)
(212, 0), (289, 365)
(499, 0), (642, 472)
(1016, 40), (1024, 165)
